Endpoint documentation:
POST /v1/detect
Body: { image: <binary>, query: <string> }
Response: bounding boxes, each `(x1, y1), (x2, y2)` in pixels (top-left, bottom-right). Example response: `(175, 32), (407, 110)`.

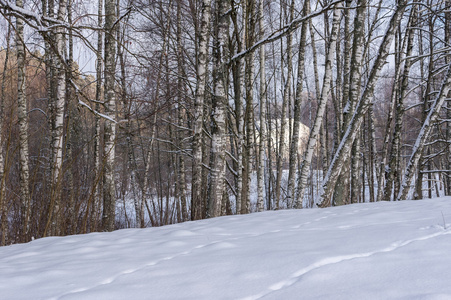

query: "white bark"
(207, 0), (229, 218)
(287, 0), (309, 208)
(318, 0), (408, 207)
(242, 0), (256, 214)
(295, 3), (342, 208)
(191, 0), (212, 220)
(102, 0), (117, 231)
(397, 64), (451, 200)
(275, 0), (294, 209)
(16, 0), (31, 241)
(384, 6), (416, 201)
(47, 0), (67, 236)
(256, 0), (266, 212)
(91, 0), (103, 231)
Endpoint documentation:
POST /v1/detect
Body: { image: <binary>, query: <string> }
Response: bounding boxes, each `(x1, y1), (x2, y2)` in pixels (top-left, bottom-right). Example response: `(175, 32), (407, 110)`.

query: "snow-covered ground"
(1, 198), (451, 300)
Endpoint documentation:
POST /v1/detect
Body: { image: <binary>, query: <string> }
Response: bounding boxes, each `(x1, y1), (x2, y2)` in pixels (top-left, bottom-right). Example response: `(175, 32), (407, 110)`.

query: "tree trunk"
(241, 0), (256, 214)
(191, 0), (212, 220)
(256, 0), (266, 212)
(446, 0), (451, 196)
(287, 0), (309, 208)
(207, 0), (229, 218)
(46, 0), (67, 237)
(0, 25), (11, 245)
(318, 0), (408, 207)
(176, 0), (188, 222)
(102, 0), (117, 231)
(384, 7), (416, 201)
(398, 64), (451, 200)
(16, 0), (32, 242)
(275, 0), (294, 209)
(295, 3), (342, 208)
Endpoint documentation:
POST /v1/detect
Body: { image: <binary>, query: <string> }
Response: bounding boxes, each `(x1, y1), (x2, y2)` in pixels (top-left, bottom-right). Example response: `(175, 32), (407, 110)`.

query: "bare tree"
(191, 0), (212, 220)
(102, 0), (118, 231)
(295, 2), (342, 208)
(207, 0), (230, 218)
(16, 0), (32, 241)
(318, 0), (408, 207)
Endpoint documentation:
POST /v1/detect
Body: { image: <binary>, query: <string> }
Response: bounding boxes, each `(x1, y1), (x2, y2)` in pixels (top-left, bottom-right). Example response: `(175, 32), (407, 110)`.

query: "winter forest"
(0, 0), (450, 245)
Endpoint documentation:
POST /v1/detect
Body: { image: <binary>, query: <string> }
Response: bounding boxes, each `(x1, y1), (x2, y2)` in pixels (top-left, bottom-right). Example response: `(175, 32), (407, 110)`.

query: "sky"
(1, 197), (450, 300)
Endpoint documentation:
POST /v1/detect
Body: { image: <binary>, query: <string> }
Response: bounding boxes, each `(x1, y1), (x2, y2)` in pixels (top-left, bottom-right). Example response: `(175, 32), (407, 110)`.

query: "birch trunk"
(0, 26), (10, 245)
(207, 0), (229, 218)
(295, 3), (342, 208)
(91, 0), (103, 232)
(332, 0), (351, 206)
(446, 0), (451, 195)
(16, 0), (32, 241)
(287, 0), (309, 207)
(318, 0), (408, 207)
(241, 0), (256, 214)
(375, 51), (403, 202)
(335, 0), (366, 205)
(102, 0), (117, 231)
(176, 0), (188, 222)
(414, 13), (434, 200)
(256, 0), (266, 212)
(229, 0), (244, 214)
(384, 7), (416, 201)
(397, 64), (451, 200)
(46, 0), (67, 237)
(191, 0), (212, 220)
(275, 0), (294, 209)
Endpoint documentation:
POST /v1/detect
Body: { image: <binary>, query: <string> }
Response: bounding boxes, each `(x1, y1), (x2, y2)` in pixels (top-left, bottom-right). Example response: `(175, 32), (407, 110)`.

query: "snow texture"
(1, 198), (451, 299)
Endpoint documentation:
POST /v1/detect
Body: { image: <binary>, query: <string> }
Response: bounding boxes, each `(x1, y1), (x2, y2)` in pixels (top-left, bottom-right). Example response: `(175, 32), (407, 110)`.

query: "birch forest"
(1, 0), (451, 245)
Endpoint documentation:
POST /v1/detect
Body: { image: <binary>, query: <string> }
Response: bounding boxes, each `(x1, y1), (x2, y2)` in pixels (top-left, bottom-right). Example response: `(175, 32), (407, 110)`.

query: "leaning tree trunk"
(397, 64), (451, 200)
(318, 0), (408, 207)
(295, 3), (342, 208)
(287, 0), (309, 207)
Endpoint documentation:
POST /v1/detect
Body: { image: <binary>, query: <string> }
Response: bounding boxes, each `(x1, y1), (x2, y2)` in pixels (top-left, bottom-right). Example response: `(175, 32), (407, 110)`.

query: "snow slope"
(1, 198), (451, 300)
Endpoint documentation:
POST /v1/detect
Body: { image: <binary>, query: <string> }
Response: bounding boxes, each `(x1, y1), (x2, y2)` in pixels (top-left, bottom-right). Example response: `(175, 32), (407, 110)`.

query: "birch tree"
(207, 0), (230, 218)
(241, 0), (256, 214)
(191, 0), (212, 220)
(0, 25), (11, 245)
(318, 0), (409, 207)
(383, 6), (416, 201)
(16, 0), (32, 241)
(295, 2), (342, 208)
(46, 0), (68, 237)
(102, 0), (117, 231)
(256, 0), (266, 212)
(275, 0), (294, 210)
(397, 65), (451, 200)
(287, 0), (309, 208)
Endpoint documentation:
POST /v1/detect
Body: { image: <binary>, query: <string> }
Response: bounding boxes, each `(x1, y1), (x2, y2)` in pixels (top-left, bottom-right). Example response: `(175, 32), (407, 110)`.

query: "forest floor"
(1, 197), (451, 299)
